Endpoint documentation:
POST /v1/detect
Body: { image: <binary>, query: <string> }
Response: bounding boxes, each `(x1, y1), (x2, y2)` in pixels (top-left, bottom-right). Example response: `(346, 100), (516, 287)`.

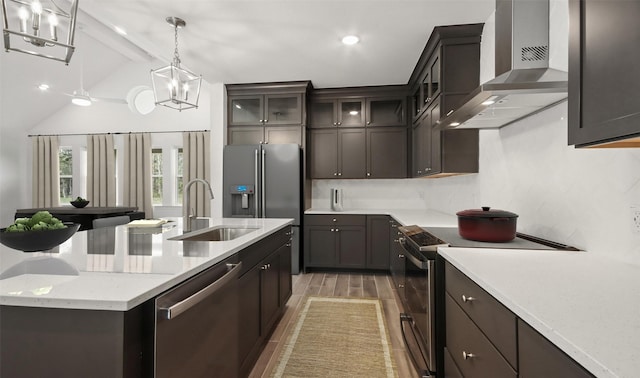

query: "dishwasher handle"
(158, 262), (242, 320)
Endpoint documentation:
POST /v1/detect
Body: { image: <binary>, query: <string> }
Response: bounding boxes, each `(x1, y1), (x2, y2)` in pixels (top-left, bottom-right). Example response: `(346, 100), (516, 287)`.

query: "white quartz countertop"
(304, 208), (458, 227)
(439, 247), (640, 378)
(0, 217), (292, 311)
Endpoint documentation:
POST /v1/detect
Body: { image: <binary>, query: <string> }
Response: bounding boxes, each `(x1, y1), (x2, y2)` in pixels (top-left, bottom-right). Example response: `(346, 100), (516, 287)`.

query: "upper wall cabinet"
(568, 0), (640, 148)
(409, 24), (482, 124)
(309, 86), (407, 129)
(226, 81), (311, 146)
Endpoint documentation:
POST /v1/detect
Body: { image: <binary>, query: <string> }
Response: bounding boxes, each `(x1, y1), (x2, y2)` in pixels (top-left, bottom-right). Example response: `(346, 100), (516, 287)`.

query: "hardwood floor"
(248, 271), (417, 378)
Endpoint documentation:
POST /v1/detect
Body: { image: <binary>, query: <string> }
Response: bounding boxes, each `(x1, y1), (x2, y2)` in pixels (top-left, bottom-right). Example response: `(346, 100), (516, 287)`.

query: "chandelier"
(1, 0), (79, 64)
(150, 16), (202, 112)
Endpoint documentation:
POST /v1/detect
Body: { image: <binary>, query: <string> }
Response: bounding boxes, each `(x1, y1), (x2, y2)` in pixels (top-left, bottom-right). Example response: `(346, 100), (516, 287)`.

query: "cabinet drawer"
(445, 294), (517, 378)
(304, 214), (366, 226)
(443, 347), (463, 378)
(445, 262), (517, 368)
(518, 320), (594, 378)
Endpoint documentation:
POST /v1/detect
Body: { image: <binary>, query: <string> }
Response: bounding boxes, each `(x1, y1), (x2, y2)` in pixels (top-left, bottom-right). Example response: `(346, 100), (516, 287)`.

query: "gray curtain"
(183, 131), (211, 217)
(32, 135), (60, 207)
(87, 134), (116, 207)
(122, 133), (153, 218)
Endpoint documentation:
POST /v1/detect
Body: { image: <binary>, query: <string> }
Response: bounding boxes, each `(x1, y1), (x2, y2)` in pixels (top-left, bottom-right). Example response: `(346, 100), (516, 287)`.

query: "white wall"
(312, 102), (640, 265)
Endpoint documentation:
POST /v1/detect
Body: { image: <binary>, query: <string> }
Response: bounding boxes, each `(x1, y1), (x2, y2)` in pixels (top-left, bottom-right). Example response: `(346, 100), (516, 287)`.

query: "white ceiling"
(1, 0), (495, 132)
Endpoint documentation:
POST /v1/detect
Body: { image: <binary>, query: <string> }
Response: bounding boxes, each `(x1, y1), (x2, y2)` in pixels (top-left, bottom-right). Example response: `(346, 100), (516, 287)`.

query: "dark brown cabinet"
(309, 97), (366, 128)
(308, 128), (366, 179)
(366, 215), (392, 269)
(237, 227), (292, 377)
(304, 215), (367, 270)
(443, 261), (594, 378)
(409, 24), (482, 178)
(226, 82), (311, 146)
(518, 320), (594, 378)
(412, 98), (479, 178)
(366, 97), (407, 127)
(309, 127), (407, 179)
(568, 0), (640, 148)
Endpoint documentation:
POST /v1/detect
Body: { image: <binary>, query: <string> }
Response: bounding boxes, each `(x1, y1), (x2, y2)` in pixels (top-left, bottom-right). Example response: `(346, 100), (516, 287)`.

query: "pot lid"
(456, 206), (518, 218)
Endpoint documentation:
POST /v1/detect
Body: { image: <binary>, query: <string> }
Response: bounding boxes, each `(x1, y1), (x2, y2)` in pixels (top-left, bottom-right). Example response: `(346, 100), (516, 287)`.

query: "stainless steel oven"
(396, 225), (580, 377)
(400, 241), (436, 377)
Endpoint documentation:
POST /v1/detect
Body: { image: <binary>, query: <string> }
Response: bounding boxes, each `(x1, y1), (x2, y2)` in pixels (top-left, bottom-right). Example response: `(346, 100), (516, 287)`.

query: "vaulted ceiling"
(1, 0), (495, 131)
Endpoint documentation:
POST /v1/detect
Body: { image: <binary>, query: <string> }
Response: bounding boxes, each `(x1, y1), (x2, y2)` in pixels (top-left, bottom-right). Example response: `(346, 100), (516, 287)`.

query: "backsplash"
(312, 102), (640, 265)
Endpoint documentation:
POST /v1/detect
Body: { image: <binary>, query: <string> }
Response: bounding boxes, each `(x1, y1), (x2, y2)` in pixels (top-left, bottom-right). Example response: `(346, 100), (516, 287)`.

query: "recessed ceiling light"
(341, 35), (359, 45)
(38, 84), (49, 91)
(449, 122), (461, 127)
(114, 26), (127, 35)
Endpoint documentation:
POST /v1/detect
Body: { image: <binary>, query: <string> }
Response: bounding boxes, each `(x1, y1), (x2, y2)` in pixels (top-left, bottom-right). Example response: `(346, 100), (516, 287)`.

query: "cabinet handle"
(417, 170), (422, 174)
(330, 228), (335, 232)
(333, 122), (338, 126)
(366, 121), (371, 125)
(338, 173), (342, 176)
(264, 119), (268, 123)
(462, 351), (475, 360)
(261, 265), (268, 270)
(332, 218), (337, 222)
(337, 122), (342, 126)
(335, 228), (340, 232)
(334, 172), (338, 176)
(398, 284), (405, 288)
(398, 254), (405, 258)
(367, 173), (371, 177)
(462, 295), (475, 303)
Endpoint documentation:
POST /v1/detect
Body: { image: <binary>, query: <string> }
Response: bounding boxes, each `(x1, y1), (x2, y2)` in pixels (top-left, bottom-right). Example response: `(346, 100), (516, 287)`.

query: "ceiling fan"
(61, 63), (127, 107)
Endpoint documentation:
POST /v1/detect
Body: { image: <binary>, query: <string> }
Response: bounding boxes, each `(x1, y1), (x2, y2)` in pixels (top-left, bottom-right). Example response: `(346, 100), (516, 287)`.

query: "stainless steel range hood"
(441, 0), (567, 129)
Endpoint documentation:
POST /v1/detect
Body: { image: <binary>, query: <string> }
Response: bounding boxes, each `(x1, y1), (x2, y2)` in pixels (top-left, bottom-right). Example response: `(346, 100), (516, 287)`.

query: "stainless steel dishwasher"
(155, 255), (242, 378)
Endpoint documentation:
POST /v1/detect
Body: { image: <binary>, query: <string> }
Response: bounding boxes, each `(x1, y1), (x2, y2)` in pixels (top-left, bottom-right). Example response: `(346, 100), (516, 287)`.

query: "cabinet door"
(338, 99), (366, 127)
(304, 226), (337, 267)
(428, 101), (442, 175)
(366, 97), (406, 127)
(367, 127), (407, 179)
(228, 126), (264, 145)
(279, 242), (292, 307)
(238, 267), (261, 370)
(366, 215), (391, 269)
(309, 129), (338, 179)
(336, 226), (366, 268)
(260, 249), (282, 336)
(309, 99), (337, 128)
(412, 110), (432, 177)
(264, 126), (303, 146)
(429, 50), (441, 101)
(568, 0), (640, 147)
(518, 320), (594, 378)
(337, 128), (366, 178)
(229, 95), (264, 126)
(264, 94), (303, 125)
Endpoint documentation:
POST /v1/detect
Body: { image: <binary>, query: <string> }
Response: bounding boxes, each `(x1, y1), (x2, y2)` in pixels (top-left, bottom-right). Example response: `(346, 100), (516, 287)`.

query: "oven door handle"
(400, 313), (432, 377)
(404, 247), (430, 270)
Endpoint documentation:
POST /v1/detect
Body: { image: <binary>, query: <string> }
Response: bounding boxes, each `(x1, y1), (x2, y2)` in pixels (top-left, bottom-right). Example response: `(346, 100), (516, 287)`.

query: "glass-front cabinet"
(228, 94), (303, 126)
(412, 49), (442, 121)
(366, 97), (406, 127)
(309, 98), (365, 128)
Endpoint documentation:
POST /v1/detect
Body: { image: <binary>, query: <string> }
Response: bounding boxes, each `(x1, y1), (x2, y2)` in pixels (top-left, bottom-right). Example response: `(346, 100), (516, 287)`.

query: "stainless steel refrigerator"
(223, 143), (302, 274)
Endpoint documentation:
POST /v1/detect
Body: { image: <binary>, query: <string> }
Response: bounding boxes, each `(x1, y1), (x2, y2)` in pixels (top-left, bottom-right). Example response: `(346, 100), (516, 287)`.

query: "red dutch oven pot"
(456, 206), (518, 242)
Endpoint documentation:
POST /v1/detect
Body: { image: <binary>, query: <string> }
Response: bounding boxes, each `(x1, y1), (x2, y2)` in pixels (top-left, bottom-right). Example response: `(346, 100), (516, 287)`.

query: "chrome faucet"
(183, 178), (214, 232)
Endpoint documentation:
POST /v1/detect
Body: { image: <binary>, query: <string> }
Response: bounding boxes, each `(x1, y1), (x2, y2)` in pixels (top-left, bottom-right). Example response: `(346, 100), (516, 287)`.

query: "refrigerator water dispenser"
(229, 185), (255, 217)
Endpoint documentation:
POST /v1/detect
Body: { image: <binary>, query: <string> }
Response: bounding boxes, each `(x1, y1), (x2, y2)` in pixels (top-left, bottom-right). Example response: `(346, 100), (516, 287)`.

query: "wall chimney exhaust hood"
(441, 0), (567, 130)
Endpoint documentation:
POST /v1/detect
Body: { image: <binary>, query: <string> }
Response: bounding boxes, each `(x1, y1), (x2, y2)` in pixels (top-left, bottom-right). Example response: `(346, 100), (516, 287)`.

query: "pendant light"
(150, 16), (202, 112)
(1, 0), (79, 64)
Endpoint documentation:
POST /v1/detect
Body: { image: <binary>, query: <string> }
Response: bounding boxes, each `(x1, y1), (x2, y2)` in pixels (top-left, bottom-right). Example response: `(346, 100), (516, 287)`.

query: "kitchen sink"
(168, 226), (259, 242)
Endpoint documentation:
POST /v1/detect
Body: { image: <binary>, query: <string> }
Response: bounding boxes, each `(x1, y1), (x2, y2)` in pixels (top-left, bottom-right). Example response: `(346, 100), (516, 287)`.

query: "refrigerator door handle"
(261, 148), (266, 218)
(254, 149), (259, 218)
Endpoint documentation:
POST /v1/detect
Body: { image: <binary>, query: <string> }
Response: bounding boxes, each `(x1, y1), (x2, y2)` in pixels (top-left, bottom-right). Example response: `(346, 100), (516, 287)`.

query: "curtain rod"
(28, 130), (210, 137)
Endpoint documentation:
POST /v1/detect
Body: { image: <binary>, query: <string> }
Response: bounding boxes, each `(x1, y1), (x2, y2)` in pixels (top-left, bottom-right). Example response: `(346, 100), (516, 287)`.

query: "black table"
(15, 207), (145, 231)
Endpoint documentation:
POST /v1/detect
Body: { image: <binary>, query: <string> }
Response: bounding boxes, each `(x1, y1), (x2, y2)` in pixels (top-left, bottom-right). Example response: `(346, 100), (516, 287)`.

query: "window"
(152, 148), (163, 205)
(59, 147), (72, 203)
(176, 148), (183, 205)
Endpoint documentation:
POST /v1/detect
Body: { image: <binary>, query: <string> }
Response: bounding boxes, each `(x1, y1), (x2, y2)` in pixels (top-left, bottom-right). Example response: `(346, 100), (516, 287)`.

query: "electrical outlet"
(632, 205), (640, 234)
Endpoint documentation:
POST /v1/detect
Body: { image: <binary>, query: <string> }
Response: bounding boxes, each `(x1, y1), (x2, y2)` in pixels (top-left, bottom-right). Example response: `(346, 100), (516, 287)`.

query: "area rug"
(271, 296), (398, 378)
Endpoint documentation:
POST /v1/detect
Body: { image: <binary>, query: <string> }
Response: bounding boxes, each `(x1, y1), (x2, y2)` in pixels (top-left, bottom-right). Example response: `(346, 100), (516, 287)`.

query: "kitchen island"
(0, 217), (293, 377)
